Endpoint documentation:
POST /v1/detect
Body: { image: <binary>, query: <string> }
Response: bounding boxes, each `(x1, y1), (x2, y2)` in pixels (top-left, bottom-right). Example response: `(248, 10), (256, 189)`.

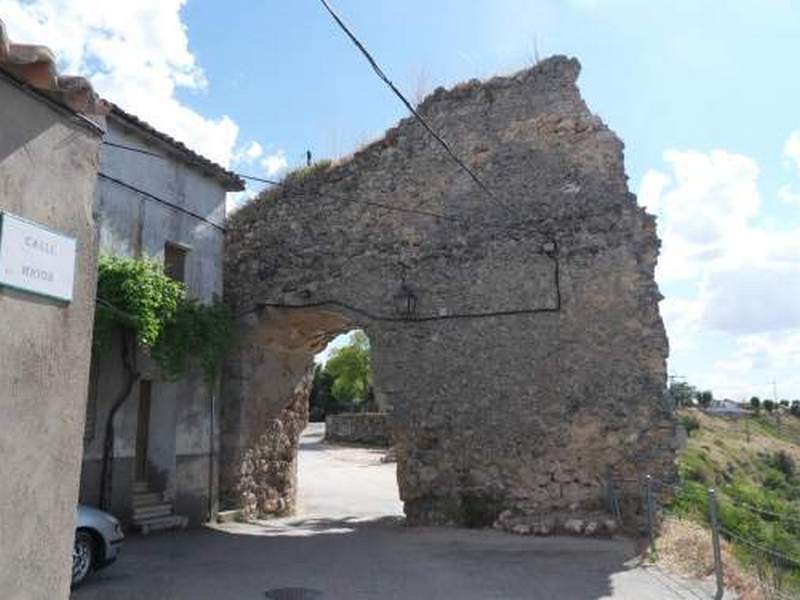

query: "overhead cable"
(316, 0), (511, 214)
(97, 172), (226, 232)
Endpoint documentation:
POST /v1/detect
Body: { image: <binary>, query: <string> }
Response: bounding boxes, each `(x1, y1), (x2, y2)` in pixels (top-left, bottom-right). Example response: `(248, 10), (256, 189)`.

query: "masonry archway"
(220, 56), (675, 529)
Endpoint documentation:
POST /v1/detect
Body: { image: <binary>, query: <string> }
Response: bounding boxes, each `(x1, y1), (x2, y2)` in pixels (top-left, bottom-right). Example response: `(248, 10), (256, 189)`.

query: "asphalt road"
(72, 423), (712, 600)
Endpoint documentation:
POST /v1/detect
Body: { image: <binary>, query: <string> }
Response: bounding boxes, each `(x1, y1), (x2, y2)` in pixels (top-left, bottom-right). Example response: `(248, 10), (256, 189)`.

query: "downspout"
(207, 385), (216, 521)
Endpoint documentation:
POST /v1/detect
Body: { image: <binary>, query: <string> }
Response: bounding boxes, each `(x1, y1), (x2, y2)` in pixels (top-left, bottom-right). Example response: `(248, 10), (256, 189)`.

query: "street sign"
(0, 212), (77, 302)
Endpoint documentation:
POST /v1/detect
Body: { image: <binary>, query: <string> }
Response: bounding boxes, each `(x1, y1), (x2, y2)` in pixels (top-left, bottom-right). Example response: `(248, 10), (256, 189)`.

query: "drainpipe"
(207, 385), (216, 521)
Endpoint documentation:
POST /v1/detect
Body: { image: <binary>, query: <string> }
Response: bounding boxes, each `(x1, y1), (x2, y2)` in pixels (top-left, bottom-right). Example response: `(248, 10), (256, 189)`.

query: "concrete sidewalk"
(72, 424), (712, 600)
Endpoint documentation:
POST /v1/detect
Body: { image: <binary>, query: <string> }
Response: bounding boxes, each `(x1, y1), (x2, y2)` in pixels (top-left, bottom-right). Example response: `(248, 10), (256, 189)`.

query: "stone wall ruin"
(220, 56), (676, 530)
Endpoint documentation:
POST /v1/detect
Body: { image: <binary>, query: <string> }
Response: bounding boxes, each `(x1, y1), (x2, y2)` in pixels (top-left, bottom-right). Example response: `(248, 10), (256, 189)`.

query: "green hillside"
(664, 410), (800, 597)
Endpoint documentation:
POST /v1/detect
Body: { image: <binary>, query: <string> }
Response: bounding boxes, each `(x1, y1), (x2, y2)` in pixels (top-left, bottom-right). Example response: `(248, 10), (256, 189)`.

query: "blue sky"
(3, 0), (800, 399)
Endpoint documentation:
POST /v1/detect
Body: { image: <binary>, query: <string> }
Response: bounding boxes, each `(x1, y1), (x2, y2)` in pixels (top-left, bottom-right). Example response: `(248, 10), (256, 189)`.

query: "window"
(164, 242), (188, 283)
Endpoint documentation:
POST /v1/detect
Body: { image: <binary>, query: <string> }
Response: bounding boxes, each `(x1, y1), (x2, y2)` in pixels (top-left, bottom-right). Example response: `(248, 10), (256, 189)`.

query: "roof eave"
(108, 104), (245, 192)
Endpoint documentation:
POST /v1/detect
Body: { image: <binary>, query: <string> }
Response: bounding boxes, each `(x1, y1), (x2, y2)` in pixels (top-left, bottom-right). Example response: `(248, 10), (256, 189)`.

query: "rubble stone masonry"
(220, 56), (675, 530)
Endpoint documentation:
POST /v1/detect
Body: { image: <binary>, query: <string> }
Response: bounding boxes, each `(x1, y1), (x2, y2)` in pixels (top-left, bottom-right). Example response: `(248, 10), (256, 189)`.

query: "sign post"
(0, 212), (77, 302)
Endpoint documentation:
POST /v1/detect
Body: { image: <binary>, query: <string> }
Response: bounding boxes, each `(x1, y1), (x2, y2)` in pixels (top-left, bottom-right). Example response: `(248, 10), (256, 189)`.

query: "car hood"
(77, 504), (120, 527)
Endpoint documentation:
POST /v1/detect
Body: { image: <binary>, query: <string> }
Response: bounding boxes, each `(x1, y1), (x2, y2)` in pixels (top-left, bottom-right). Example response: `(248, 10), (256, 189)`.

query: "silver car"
(73, 505), (124, 587)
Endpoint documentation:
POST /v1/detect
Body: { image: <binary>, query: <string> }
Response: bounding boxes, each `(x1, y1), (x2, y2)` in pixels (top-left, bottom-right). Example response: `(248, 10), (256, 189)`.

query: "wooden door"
(134, 380), (152, 482)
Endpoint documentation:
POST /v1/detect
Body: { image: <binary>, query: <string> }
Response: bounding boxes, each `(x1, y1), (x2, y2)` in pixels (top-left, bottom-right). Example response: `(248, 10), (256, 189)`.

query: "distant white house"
(706, 398), (750, 416)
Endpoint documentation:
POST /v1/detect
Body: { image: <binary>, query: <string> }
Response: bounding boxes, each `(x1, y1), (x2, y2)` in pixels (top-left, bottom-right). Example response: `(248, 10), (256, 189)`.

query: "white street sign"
(0, 212), (77, 302)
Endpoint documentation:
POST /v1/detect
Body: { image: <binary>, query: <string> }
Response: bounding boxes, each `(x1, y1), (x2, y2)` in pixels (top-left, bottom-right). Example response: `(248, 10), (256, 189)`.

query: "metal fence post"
(645, 474), (655, 557)
(708, 488), (724, 600)
(606, 467), (621, 524)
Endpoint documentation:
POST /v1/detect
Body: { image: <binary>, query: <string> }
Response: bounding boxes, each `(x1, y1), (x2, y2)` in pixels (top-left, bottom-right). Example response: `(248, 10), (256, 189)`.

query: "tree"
(763, 399), (775, 413)
(669, 380), (697, 407)
(325, 331), (371, 407)
(791, 401), (800, 418)
(94, 255), (232, 509)
(697, 390), (714, 408)
(750, 396), (761, 410)
(308, 364), (336, 421)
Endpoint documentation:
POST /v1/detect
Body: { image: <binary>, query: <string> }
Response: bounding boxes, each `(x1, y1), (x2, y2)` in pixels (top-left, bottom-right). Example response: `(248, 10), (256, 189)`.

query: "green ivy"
(151, 297), (234, 384)
(95, 254), (233, 383)
(95, 255), (184, 347)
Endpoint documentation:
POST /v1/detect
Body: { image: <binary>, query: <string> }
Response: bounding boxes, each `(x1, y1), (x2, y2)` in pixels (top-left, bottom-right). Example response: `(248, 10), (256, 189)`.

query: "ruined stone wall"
(326, 413), (391, 447)
(225, 371), (310, 517)
(221, 56), (675, 527)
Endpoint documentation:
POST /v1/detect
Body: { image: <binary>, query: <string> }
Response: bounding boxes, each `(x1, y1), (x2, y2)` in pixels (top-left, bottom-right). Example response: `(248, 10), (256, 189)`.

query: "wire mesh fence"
(604, 470), (800, 599)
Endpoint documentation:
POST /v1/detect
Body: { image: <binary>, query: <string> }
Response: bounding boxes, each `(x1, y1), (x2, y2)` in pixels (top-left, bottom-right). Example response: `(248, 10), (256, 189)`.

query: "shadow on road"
(71, 514), (692, 600)
(72, 425), (706, 599)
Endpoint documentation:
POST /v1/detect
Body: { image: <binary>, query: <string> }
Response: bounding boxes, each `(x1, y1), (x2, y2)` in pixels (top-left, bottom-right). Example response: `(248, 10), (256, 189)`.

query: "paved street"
(73, 424), (711, 599)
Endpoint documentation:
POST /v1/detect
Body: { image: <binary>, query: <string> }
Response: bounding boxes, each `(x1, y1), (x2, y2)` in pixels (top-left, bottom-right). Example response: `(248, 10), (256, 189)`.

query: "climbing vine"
(95, 255), (183, 348)
(93, 254), (234, 509)
(94, 254), (233, 383)
(151, 297), (234, 384)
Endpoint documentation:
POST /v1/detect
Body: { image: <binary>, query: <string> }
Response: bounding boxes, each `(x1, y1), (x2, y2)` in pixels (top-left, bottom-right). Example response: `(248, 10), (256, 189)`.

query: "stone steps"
(131, 482), (188, 534)
(138, 514), (189, 535)
(133, 503), (173, 520)
(132, 492), (163, 507)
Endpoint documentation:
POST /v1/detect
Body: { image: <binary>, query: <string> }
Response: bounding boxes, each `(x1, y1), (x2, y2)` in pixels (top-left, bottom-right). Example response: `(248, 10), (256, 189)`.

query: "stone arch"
(220, 56), (675, 528)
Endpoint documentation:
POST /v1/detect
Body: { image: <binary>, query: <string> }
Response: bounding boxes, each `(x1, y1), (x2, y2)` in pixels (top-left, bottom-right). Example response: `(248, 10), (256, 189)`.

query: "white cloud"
(778, 131), (800, 205)
(778, 184), (800, 206)
(261, 150), (288, 177)
(642, 147), (800, 399)
(0, 0), (239, 166)
(637, 169), (671, 214)
(233, 141), (264, 165)
(702, 268), (800, 335)
(784, 131), (800, 173)
(659, 295), (705, 353)
(642, 149), (762, 282)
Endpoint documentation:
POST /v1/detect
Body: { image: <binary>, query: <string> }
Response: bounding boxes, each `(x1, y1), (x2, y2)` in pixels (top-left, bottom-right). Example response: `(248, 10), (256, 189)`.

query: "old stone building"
(221, 56), (675, 530)
(0, 20), (106, 599)
(77, 106), (244, 529)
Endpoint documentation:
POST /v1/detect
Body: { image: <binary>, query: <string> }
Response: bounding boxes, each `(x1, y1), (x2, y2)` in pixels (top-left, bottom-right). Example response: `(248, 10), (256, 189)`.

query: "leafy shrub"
(680, 414), (701, 435)
(770, 451), (796, 480)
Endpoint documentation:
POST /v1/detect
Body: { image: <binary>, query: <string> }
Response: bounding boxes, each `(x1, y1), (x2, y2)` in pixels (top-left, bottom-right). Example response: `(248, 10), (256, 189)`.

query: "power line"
(102, 140), (162, 159)
(97, 172), (226, 232)
(100, 140), (564, 238)
(719, 527), (800, 569)
(316, 0), (511, 215)
(252, 249), (560, 322)
(730, 499), (800, 526)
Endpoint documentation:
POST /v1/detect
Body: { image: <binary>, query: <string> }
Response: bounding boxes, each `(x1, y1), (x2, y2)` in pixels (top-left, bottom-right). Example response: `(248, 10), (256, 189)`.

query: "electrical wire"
(729, 500), (800, 526)
(254, 251), (560, 322)
(316, 0), (512, 215)
(100, 140), (566, 238)
(100, 140), (567, 323)
(97, 172), (226, 232)
(719, 527), (800, 569)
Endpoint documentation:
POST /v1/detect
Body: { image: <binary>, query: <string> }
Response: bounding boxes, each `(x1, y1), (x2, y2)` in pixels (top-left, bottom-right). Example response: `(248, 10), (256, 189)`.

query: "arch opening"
(299, 330), (403, 522)
(219, 56), (676, 531)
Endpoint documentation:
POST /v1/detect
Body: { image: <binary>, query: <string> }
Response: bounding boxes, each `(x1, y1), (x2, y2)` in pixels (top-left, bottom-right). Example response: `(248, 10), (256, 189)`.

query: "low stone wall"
(325, 413), (391, 447)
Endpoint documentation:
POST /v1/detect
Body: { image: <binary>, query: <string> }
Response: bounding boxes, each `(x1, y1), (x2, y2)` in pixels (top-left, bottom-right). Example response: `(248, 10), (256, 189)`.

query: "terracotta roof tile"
(0, 17), (243, 191)
(0, 17), (109, 116)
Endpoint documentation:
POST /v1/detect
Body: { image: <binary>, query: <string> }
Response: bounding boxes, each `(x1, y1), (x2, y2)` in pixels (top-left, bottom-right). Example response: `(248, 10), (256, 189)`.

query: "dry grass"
(688, 410), (800, 465)
(657, 517), (766, 600)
